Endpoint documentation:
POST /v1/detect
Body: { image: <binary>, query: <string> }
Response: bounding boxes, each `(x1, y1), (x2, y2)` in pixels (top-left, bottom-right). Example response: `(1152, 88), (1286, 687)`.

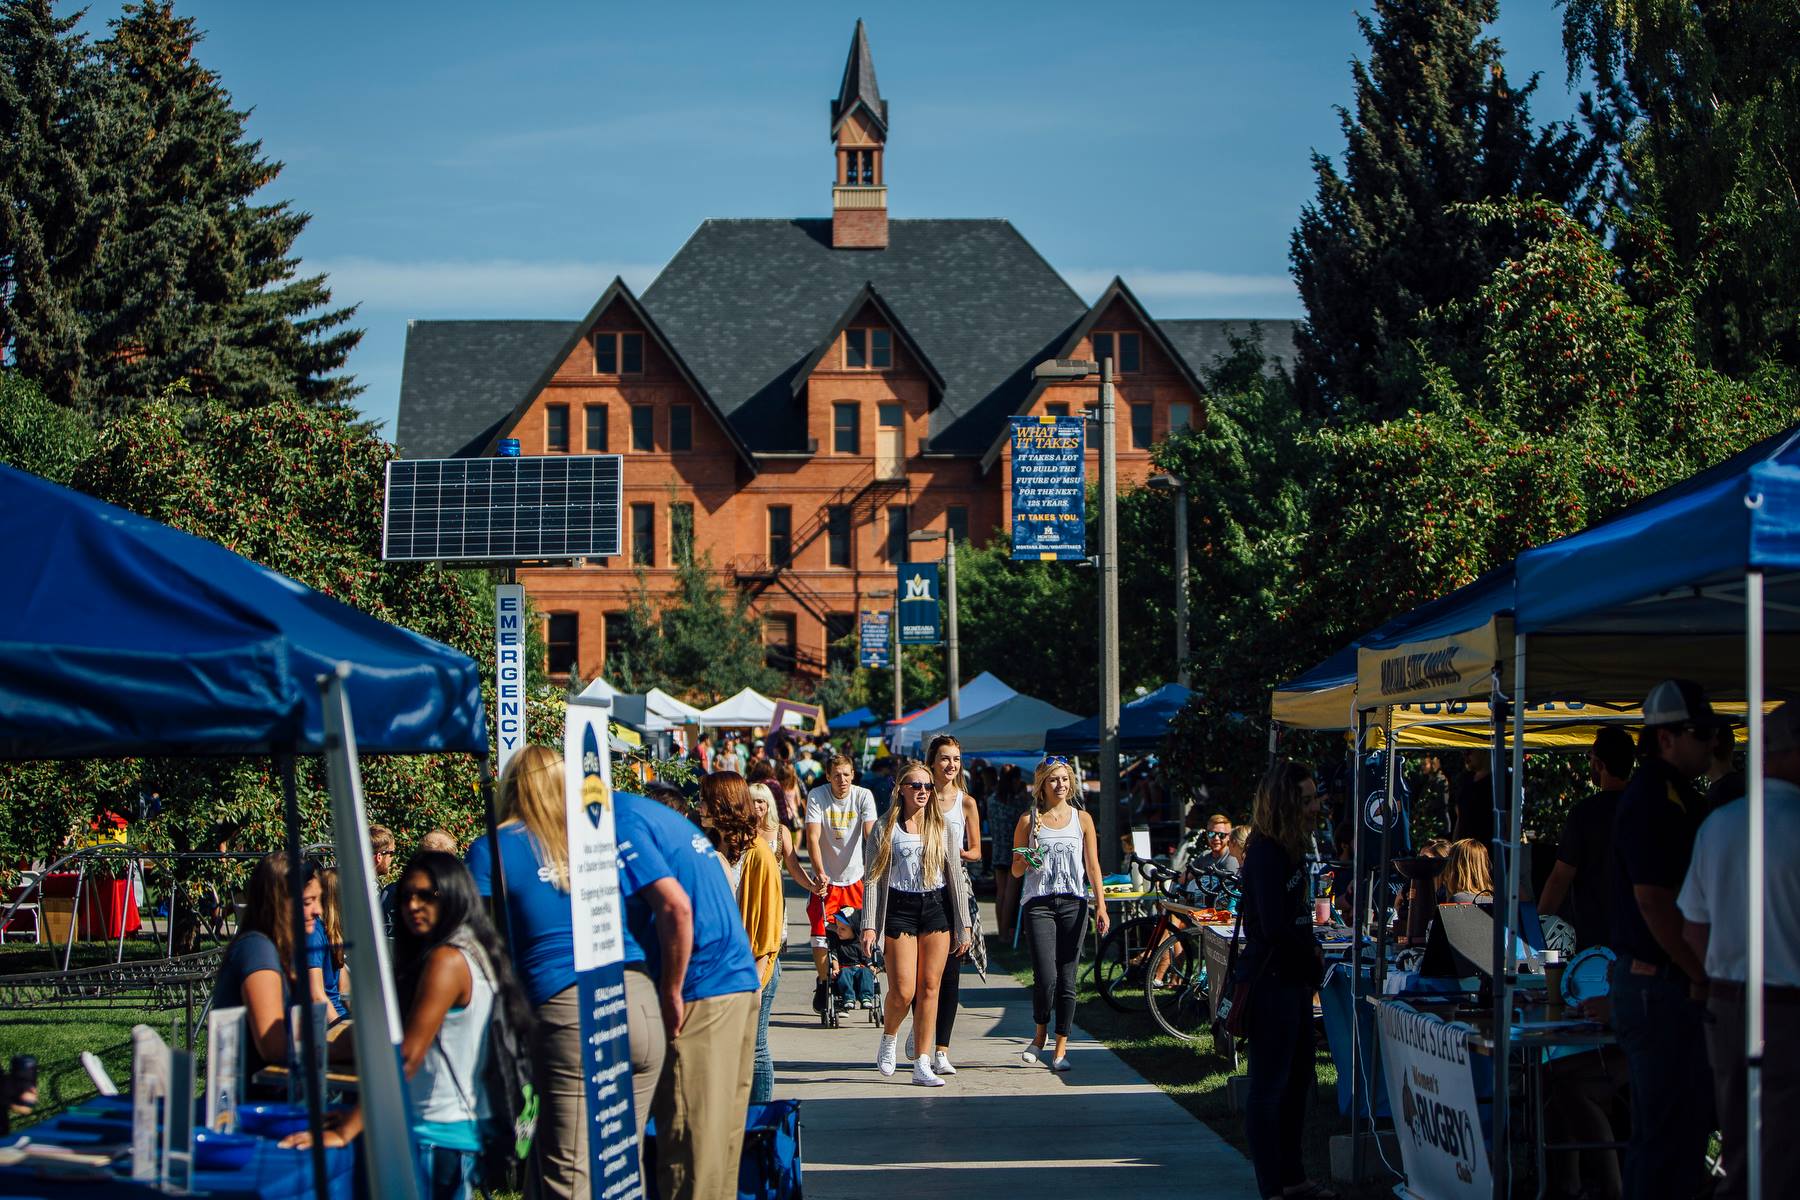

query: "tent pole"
(1349, 709), (1367, 1182)
(1374, 707), (1395, 995)
(479, 755), (513, 957)
(279, 753), (330, 1200)
(1489, 666), (1512, 1200)
(1747, 569), (1766, 1200)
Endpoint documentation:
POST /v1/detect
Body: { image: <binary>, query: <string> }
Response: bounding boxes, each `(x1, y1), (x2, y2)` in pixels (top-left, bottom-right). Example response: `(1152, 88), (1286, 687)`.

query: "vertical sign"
(898, 562), (941, 645)
(859, 609), (891, 668)
(205, 1007), (245, 1130)
(563, 701), (643, 1200)
(496, 583), (526, 774)
(1010, 415), (1087, 560)
(130, 1024), (170, 1183)
(1376, 1000), (1492, 1199)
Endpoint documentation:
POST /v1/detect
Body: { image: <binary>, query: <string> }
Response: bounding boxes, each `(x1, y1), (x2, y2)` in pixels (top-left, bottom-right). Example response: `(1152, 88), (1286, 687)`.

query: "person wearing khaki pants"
(651, 986), (758, 1200)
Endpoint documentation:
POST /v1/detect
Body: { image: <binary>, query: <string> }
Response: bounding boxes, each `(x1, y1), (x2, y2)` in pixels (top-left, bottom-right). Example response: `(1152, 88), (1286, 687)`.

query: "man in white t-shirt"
(804, 755), (877, 1013)
(1679, 701), (1800, 1200)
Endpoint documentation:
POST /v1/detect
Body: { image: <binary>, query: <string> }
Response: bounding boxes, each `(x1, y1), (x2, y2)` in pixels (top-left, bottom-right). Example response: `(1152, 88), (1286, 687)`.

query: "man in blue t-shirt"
(614, 791), (758, 1200)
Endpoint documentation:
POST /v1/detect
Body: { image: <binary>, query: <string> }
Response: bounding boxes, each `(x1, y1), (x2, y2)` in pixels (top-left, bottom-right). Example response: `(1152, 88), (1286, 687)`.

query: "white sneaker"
(933, 1050), (956, 1075)
(1051, 1056), (1072, 1073)
(911, 1055), (945, 1087)
(876, 1034), (897, 1076)
(1020, 1044), (1043, 1065)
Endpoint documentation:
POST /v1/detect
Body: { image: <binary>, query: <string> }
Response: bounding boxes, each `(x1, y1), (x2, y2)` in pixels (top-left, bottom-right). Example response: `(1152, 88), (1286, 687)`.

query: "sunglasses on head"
(1043, 756), (1071, 767)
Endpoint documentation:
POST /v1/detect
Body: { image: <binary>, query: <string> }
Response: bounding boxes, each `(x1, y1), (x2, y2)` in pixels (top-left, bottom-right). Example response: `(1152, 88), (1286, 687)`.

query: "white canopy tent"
(694, 687), (805, 729)
(890, 672), (1018, 755)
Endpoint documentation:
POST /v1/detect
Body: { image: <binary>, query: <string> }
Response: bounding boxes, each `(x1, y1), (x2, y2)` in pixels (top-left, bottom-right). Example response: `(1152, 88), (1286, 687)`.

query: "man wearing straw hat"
(1680, 700), (1800, 1199)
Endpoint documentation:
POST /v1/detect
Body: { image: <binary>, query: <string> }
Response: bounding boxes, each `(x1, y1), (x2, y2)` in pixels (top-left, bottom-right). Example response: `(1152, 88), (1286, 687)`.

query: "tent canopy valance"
(0, 464), (487, 760)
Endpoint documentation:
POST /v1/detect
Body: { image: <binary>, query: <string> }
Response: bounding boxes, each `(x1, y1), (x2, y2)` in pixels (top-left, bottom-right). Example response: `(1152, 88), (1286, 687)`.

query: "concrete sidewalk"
(765, 894), (1259, 1198)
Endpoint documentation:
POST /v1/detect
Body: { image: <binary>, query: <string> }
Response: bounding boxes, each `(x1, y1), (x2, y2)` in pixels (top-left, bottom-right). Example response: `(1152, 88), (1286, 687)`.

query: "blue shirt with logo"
(614, 792), (758, 1002)
(305, 922), (348, 1019)
(466, 823), (578, 1008)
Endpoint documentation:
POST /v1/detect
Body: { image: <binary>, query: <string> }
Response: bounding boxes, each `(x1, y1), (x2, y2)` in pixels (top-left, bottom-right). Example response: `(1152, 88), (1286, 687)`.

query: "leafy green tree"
(0, 1), (360, 415)
(1562, 0), (1800, 373)
(0, 369), (96, 483)
(1292, 0), (1601, 420)
(609, 554), (786, 706)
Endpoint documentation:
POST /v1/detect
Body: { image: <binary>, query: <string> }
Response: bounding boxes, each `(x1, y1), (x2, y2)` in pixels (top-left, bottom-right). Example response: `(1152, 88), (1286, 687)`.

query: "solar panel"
(381, 455), (624, 563)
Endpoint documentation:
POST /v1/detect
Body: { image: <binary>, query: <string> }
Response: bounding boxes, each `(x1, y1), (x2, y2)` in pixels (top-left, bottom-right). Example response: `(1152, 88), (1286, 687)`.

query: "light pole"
(1146, 474), (1190, 688)
(868, 588), (900, 722)
(1032, 355), (1119, 871)
(908, 529), (960, 722)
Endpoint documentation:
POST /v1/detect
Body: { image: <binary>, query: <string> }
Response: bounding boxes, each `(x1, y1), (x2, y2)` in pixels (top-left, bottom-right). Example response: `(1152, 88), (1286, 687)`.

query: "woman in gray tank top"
(1010, 758), (1109, 1071)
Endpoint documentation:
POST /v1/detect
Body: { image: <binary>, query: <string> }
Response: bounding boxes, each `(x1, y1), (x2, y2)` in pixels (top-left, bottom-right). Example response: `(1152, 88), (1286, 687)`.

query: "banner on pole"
(495, 583), (527, 774)
(1010, 415), (1086, 560)
(859, 609), (891, 668)
(897, 563), (941, 645)
(1375, 1000), (1491, 1199)
(563, 701), (643, 1200)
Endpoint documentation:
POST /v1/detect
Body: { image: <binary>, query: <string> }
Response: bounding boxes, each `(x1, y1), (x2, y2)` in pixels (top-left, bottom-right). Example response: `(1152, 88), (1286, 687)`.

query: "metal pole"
(1374, 710), (1396, 995)
(891, 604), (903, 723)
(1747, 569), (1766, 1200)
(946, 537), (961, 723)
(1098, 356), (1121, 873)
(1349, 710), (1368, 1183)
(1173, 484), (1190, 688)
(1489, 669), (1512, 1200)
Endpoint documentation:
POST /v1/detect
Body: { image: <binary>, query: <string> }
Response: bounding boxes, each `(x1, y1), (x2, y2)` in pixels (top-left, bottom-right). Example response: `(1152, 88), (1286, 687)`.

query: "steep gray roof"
(395, 319), (578, 458)
(1158, 318), (1302, 383)
(639, 218), (1087, 455)
(831, 20), (887, 138)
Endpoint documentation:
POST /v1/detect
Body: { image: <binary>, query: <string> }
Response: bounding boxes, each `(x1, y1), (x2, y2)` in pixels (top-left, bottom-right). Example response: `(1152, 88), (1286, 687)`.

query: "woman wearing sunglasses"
(285, 850), (532, 1200)
(919, 735), (983, 1075)
(1011, 756), (1109, 1070)
(862, 760), (972, 1087)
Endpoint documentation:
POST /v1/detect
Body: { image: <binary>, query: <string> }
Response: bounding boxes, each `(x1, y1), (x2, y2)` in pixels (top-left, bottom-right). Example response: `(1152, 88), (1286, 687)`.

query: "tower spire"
(830, 20), (888, 250)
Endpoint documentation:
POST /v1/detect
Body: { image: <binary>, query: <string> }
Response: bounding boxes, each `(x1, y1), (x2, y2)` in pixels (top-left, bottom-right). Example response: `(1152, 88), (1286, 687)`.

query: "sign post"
(859, 609), (891, 668)
(897, 563), (941, 645)
(1009, 415), (1086, 560)
(496, 583), (527, 774)
(564, 696), (644, 1200)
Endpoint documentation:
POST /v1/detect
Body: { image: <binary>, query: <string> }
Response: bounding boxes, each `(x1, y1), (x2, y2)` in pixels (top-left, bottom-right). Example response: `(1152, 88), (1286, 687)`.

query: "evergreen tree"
(1291, 0), (1600, 420)
(0, 1), (111, 405)
(0, 2), (360, 416)
(1562, 0), (1800, 373)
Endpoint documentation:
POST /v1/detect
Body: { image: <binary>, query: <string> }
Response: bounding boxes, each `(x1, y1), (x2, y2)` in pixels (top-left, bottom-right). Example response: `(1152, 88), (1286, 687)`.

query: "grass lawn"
(988, 940), (1402, 1200)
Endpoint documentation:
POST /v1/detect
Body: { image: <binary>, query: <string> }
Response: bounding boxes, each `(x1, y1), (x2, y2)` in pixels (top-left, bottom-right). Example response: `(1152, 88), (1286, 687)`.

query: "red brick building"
(396, 22), (1295, 684)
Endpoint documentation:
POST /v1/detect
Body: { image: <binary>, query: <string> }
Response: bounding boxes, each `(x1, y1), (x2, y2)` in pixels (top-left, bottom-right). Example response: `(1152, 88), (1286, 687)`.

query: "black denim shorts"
(883, 886), (952, 938)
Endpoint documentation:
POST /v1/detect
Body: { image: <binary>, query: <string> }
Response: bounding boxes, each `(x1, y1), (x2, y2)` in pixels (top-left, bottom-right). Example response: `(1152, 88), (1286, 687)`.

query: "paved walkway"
(765, 892), (1259, 1198)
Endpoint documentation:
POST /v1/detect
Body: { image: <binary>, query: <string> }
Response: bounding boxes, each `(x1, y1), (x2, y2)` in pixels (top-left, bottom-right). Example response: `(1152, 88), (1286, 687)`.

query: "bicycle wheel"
(1145, 928), (1211, 1041)
(1093, 915), (1160, 1012)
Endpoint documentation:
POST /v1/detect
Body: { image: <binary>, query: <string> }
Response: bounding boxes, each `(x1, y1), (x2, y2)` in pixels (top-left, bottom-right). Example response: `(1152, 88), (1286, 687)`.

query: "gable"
(395, 320), (579, 458)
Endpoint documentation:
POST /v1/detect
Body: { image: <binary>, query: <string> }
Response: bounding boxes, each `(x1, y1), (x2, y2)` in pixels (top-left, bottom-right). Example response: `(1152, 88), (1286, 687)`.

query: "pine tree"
(0, 0), (112, 406)
(1291, 0), (1600, 421)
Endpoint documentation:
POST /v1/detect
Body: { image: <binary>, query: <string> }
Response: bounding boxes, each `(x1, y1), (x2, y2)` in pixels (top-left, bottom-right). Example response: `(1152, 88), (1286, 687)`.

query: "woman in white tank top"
(1010, 758), (1109, 1071)
(921, 736), (984, 1073)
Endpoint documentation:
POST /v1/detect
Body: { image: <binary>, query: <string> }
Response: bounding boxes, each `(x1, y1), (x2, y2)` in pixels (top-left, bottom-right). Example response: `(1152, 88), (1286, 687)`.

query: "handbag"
(1213, 889), (1268, 1042)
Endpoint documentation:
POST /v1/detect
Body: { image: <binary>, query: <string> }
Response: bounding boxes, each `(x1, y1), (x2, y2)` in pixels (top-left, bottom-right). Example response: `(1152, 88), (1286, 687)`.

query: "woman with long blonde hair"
(1439, 838), (1494, 902)
(861, 759), (972, 1086)
(1239, 760), (1330, 1200)
(922, 734), (984, 1074)
(1009, 756), (1108, 1071)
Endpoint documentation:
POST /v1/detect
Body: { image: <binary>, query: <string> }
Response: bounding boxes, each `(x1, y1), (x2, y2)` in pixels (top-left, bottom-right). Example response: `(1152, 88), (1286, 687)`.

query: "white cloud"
(309, 257), (663, 314)
(1063, 267), (1301, 312)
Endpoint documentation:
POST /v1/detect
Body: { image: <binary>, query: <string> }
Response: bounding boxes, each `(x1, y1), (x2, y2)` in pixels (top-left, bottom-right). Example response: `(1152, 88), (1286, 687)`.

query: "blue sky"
(79, 2), (1583, 433)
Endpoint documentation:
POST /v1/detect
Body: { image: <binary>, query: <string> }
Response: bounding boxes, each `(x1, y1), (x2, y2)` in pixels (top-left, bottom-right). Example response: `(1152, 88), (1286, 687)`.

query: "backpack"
(434, 941), (540, 1196)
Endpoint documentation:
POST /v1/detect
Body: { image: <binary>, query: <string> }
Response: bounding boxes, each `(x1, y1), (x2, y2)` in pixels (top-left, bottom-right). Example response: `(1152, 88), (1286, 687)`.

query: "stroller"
(821, 906), (882, 1028)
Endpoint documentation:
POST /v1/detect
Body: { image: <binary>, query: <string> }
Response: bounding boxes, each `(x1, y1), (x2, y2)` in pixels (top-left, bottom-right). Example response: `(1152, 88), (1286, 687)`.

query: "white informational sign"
(496, 582), (527, 774)
(206, 1006), (245, 1130)
(1375, 1000), (1492, 1200)
(563, 698), (643, 1198)
(130, 1024), (171, 1182)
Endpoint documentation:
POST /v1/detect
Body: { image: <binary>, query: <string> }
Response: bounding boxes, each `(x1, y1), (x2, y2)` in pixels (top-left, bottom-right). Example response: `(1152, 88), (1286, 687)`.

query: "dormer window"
(593, 332), (645, 375)
(1091, 331), (1142, 374)
(845, 327), (892, 370)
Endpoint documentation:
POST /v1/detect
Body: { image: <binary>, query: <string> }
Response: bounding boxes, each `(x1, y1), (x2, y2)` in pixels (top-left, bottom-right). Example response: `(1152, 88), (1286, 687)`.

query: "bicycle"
(1092, 857), (1240, 1014)
(1139, 862), (1241, 1043)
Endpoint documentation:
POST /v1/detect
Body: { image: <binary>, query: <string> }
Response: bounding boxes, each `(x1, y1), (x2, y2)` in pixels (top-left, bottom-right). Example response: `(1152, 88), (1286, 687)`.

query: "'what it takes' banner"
(1010, 415), (1086, 560)
(563, 703), (643, 1200)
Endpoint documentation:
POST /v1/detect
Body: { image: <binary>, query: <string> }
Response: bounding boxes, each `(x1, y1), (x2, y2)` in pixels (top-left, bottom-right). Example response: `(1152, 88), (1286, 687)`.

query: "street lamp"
(1146, 474), (1190, 688)
(908, 529), (960, 722)
(867, 588), (901, 722)
(1032, 354), (1120, 871)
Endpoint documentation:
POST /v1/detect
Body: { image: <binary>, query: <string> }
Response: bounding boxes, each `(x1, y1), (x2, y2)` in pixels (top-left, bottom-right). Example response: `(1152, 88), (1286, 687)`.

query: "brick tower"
(830, 20), (888, 250)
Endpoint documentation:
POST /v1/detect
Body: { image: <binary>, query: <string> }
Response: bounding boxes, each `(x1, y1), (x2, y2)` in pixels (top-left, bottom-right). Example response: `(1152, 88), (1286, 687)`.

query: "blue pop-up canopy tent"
(828, 705), (877, 731)
(0, 464), (487, 759)
(0, 463), (486, 1200)
(1043, 682), (1196, 754)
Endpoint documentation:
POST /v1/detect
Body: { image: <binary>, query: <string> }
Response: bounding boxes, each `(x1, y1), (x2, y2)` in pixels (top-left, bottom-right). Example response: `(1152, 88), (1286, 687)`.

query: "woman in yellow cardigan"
(701, 772), (785, 1103)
